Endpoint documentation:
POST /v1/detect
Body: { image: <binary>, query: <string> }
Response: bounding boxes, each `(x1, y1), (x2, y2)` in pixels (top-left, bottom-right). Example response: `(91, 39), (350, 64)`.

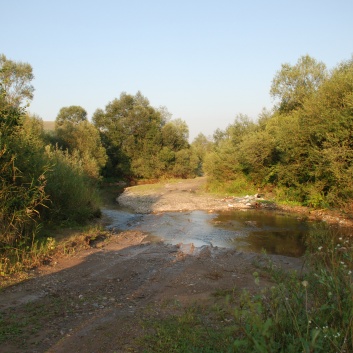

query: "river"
(102, 208), (346, 257)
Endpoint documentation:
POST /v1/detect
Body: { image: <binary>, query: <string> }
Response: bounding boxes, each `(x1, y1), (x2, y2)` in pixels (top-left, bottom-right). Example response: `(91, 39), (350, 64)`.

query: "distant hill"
(43, 121), (55, 131)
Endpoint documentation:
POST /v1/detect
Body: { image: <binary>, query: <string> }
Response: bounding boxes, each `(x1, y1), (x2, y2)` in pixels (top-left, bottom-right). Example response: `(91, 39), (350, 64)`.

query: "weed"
(206, 177), (257, 197)
(140, 306), (233, 353)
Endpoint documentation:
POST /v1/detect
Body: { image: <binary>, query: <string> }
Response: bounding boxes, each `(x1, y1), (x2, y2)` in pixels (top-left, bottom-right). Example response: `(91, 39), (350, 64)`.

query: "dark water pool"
(102, 209), (344, 257)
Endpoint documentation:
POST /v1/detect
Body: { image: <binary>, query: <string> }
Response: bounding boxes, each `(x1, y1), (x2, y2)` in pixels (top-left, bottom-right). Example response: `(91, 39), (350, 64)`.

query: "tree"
(93, 91), (199, 179)
(55, 107), (107, 179)
(191, 133), (213, 175)
(0, 54), (34, 107)
(203, 115), (257, 182)
(297, 57), (353, 206)
(55, 105), (88, 128)
(227, 114), (257, 145)
(270, 55), (327, 113)
(172, 149), (198, 178)
(162, 118), (189, 151)
(93, 92), (164, 178)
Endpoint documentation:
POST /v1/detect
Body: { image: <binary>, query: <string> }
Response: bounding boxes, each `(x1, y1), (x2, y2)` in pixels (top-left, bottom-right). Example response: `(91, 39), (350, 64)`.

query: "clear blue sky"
(2, 0), (352, 140)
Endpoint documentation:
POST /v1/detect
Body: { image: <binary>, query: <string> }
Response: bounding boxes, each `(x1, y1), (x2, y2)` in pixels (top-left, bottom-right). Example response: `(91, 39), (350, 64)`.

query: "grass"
(0, 224), (111, 289)
(140, 305), (235, 353)
(0, 289), (107, 348)
(205, 177), (258, 197)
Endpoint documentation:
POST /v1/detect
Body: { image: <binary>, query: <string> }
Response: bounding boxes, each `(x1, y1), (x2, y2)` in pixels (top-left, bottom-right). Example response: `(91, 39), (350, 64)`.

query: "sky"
(1, 0), (353, 140)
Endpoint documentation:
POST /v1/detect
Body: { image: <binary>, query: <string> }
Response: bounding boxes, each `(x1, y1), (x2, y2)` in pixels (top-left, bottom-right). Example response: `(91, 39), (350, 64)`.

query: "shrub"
(43, 147), (101, 224)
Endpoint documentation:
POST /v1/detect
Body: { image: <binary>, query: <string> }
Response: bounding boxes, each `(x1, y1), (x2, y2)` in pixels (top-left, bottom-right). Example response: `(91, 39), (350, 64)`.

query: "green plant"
(206, 176), (257, 196)
(141, 306), (233, 353)
(44, 146), (101, 224)
(229, 228), (353, 352)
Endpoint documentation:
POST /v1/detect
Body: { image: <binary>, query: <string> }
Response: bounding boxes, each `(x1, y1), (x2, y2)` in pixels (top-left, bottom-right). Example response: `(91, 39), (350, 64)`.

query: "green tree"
(93, 91), (199, 180)
(297, 57), (353, 206)
(0, 54), (34, 107)
(204, 115), (256, 182)
(162, 118), (189, 151)
(270, 54), (327, 113)
(191, 133), (213, 175)
(237, 130), (277, 183)
(261, 57), (353, 207)
(55, 106), (107, 178)
(93, 92), (164, 178)
(55, 105), (88, 128)
(226, 114), (256, 145)
(172, 148), (199, 178)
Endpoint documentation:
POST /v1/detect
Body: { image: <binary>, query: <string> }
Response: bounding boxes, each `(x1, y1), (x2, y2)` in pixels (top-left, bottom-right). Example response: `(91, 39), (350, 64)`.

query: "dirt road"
(0, 178), (304, 353)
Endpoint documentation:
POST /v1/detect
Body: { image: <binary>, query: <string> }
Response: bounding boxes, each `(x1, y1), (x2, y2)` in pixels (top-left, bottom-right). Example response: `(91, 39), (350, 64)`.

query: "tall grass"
(0, 144), (50, 275)
(0, 145), (102, 276)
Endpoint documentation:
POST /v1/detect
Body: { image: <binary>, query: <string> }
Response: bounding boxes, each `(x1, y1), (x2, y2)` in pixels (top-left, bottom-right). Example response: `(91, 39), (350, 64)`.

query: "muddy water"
(102, 209), (333, 257)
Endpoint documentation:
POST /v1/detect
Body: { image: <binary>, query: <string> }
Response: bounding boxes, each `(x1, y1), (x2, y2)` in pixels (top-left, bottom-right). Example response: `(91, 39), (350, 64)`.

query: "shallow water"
(102, 208), (337, 257)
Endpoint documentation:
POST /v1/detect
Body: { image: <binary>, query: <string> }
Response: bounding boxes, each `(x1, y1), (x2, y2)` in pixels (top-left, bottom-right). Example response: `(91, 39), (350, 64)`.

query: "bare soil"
(0, 177), (322, 353)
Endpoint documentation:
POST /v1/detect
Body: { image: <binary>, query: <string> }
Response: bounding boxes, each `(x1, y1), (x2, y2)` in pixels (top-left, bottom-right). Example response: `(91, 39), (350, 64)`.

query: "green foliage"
(0, 56), (105, 276)
(0, 54), (34, 107)
(270, 57), (353, 207)
(93, 91), (197, 180)
(270, 55), (327, 113)
(55, 105), (87, 127)
(191, 133), (213, 175)
(0, 100), (49, 275)
(172, 148), (199, 178)
(43, 147), (101, 224)
(93, 92), (163, 178)
(203, 115), (256, 183)
(55, 115), (107, 178)
(237, 130), (276, 183)
(203, 140), (238, 182)
(162, 118), (189, 151)
(206, 56), (353, 209)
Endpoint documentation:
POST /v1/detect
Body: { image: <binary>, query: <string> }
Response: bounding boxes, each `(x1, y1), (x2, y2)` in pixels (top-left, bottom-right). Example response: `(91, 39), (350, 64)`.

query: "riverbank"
(117, 176), (353, 228)
(0, 177), (349, 352)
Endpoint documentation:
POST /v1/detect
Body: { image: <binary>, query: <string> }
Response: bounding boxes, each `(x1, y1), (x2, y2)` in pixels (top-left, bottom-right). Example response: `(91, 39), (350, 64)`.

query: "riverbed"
(107, 177), (352, 257)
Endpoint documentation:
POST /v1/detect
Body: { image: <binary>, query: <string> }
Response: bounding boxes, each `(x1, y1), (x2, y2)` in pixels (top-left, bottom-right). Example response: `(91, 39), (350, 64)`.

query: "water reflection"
(102, 209), (324, 257)
(213, 210), (308, 257)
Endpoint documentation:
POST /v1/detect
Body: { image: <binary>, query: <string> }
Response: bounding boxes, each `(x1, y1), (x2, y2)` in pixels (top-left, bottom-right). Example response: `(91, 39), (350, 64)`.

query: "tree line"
(204, 55), (353, 210)
(1, 53), (352, 274)
(0, 53), (202, 274)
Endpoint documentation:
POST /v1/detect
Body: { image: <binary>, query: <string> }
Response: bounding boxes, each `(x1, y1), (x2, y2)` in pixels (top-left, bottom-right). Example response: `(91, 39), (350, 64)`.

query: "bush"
(43, 147), (101, 224)
(0, 105), (50, 275)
